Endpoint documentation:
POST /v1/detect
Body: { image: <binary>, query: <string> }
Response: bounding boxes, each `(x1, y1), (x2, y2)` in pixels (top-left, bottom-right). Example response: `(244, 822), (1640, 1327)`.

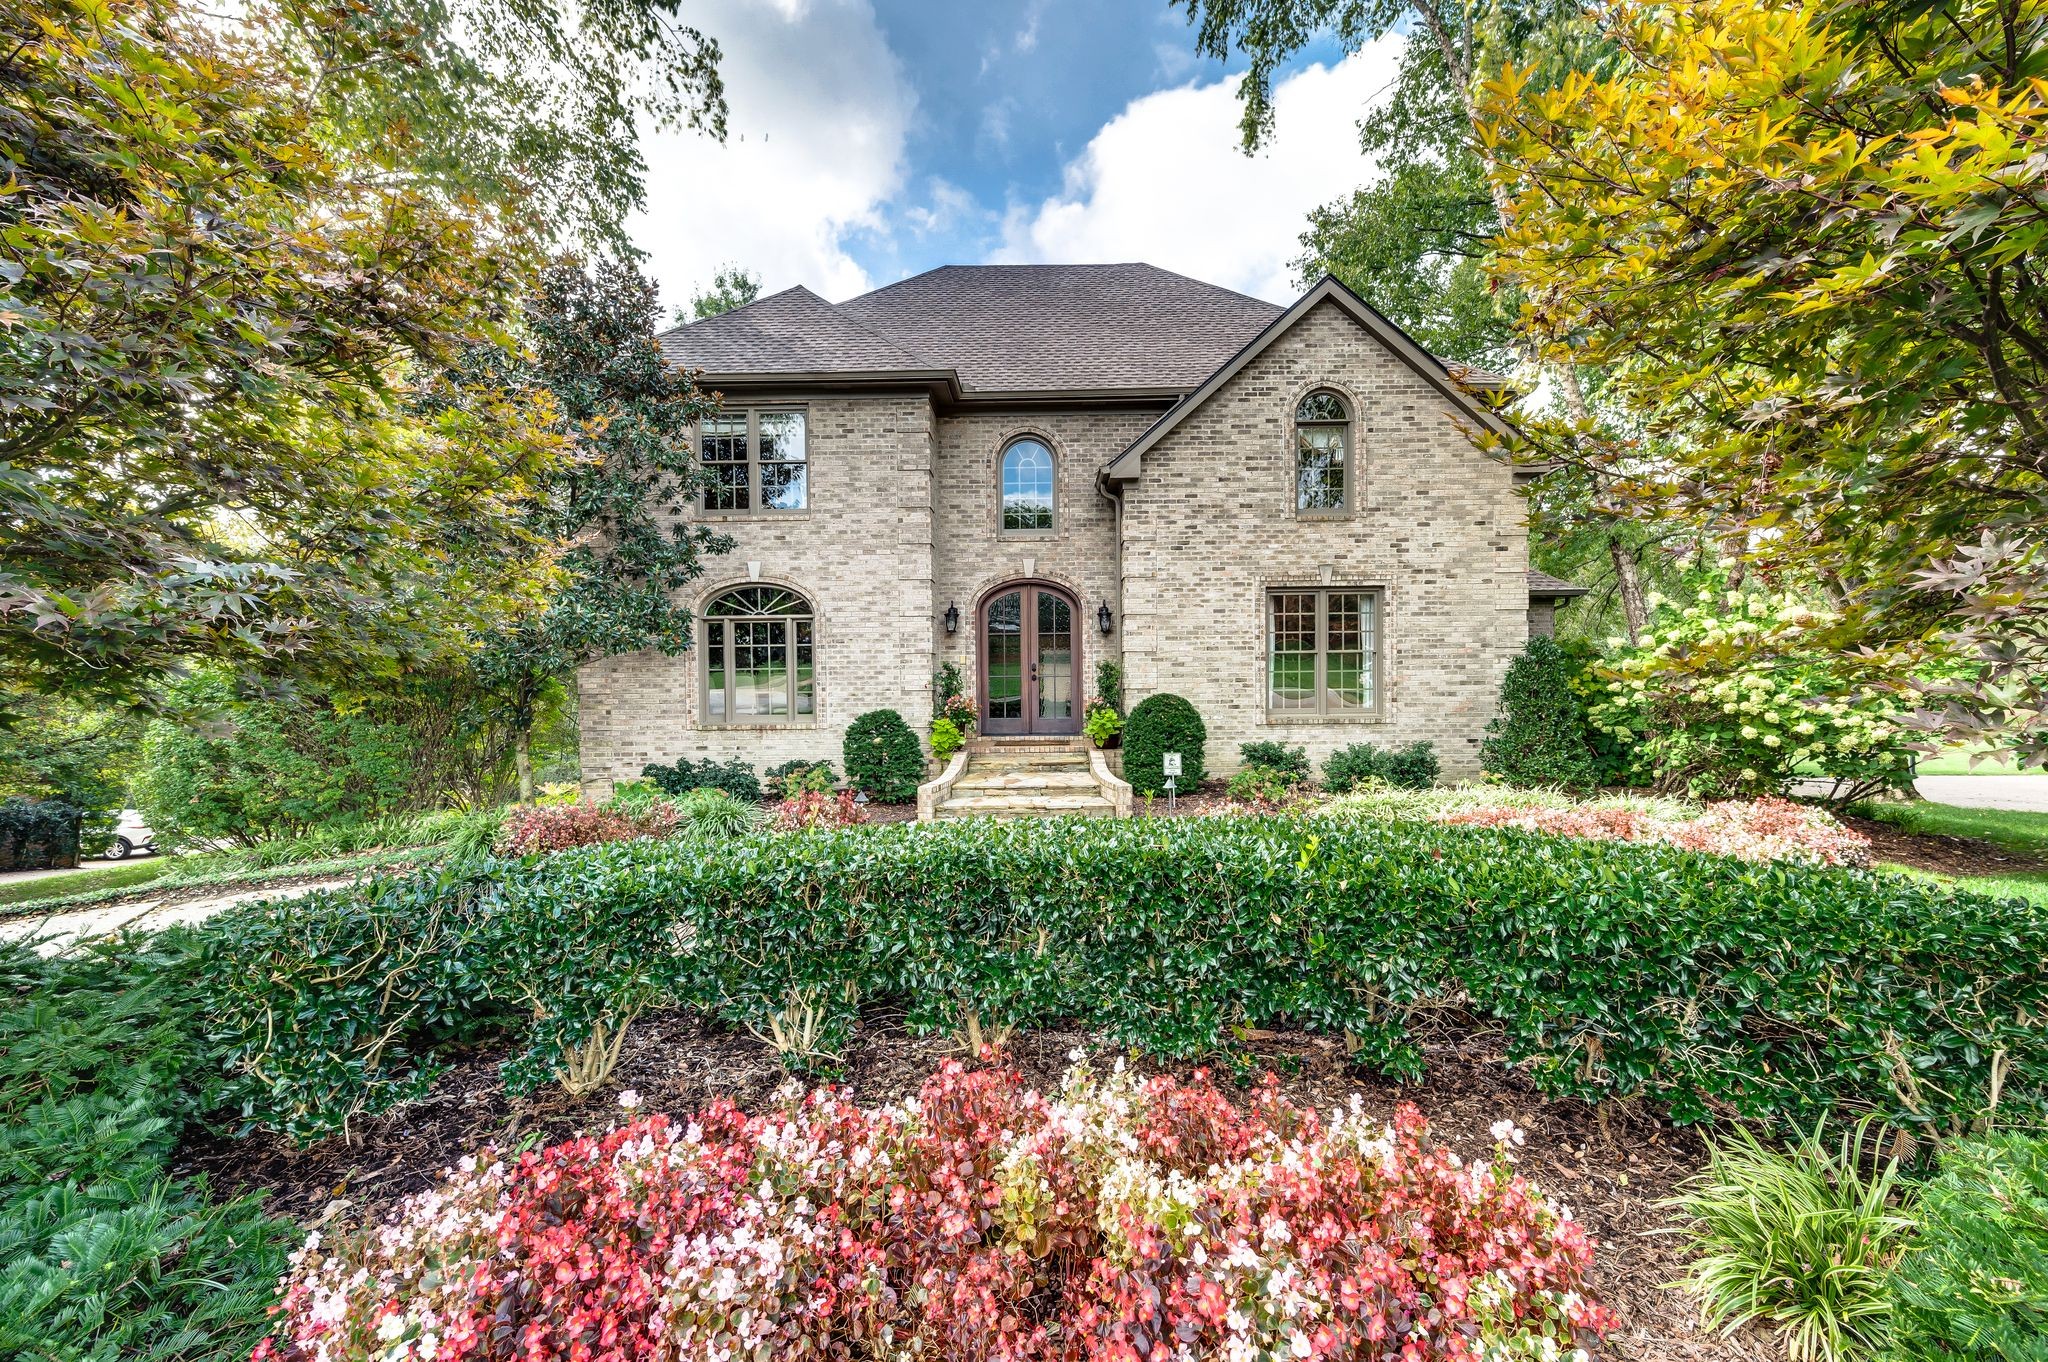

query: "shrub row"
(196, 814), (2047, 1144)
(0, 795), (82, 871)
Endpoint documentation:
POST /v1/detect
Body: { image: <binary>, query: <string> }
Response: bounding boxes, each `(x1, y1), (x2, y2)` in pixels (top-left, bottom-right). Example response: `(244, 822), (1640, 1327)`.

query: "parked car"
(104, 809), (157, 860)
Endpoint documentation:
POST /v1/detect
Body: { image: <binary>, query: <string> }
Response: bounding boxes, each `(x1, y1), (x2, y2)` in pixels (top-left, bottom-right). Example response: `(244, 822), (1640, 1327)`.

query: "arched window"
(999, 438), (1055, 533)
(1294, 390), (1351, 514)
(702, 586), (814, 725)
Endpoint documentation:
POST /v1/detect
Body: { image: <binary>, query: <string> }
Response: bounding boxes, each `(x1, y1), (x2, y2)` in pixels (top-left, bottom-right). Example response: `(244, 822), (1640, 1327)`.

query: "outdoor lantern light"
(1097, 600), (1114, 636)
(944, 602), (960, 635)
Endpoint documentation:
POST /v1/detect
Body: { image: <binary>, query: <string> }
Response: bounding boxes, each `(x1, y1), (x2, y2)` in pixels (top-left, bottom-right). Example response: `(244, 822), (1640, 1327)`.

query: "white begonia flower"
(618, 1089), (642, 1110)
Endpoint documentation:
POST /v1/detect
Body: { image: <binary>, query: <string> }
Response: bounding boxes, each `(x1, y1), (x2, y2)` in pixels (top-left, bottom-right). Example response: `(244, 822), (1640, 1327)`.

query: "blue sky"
(628, 0), (1402, 311)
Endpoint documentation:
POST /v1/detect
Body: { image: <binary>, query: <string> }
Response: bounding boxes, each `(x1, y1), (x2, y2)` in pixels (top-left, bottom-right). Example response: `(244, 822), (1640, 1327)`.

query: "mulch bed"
(1841, 811), (2048, 878)
(179, 1013), (1768, 1361)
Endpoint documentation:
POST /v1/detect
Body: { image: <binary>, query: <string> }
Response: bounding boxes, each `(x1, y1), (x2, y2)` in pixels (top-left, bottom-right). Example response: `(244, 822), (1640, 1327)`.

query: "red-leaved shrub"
(255, 1061), (1614, 1362)
(1439, 794), (1870, 866)
(772, 788), (868, 831)
(501, 801), (679, 855)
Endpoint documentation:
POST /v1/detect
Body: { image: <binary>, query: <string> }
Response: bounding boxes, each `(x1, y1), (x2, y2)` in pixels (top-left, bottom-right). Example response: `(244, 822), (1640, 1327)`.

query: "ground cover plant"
(252, 1058), (1615, 1362)
(1885, 1131), (2048, 1359)
(641, 756), (762, 803)
(194, 812), (2044, 1146)
(1330, 785), (1872, 866)
(0, 936), (295, 1361)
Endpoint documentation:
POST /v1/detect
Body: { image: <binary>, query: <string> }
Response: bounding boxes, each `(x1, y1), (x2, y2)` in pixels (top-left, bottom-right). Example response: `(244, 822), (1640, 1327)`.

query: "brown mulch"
(1841, 812), (2048, 878)
(177, 1015), (1766, 1361)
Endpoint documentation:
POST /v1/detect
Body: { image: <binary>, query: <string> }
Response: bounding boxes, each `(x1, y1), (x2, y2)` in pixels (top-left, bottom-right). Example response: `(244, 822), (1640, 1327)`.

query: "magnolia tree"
(1588, 593), (1915, 802)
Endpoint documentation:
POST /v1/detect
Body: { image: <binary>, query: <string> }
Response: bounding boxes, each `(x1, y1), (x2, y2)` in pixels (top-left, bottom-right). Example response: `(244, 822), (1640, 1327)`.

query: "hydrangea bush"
(1588, 591), (1914, 801)
(255, 1060), (1614, 1362)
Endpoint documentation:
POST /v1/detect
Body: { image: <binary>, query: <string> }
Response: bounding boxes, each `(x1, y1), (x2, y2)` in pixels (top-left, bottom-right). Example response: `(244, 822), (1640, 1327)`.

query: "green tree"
(1, 0), (563, 710)
(267, 0), (726, 249)
(687, 266), (763, 321)
(1479, 0), (2048, 763)
(468, 260), (730, 799)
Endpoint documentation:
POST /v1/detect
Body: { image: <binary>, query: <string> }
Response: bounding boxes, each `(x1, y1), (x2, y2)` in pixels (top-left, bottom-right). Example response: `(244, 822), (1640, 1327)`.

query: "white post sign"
(1162, 752), (1181, 810)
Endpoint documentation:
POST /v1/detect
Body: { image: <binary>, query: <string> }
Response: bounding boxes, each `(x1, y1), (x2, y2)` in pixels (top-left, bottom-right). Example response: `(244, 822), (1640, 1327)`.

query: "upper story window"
(702, 410), (808, 513)
(1294, 390), (1350, 515)
(702, 585), (814, 724)
(1000, 437), (1055, 533)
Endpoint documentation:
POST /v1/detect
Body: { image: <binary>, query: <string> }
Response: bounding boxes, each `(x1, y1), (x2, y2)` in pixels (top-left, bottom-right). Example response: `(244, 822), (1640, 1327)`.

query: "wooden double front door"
(980, 584), (1080, 735)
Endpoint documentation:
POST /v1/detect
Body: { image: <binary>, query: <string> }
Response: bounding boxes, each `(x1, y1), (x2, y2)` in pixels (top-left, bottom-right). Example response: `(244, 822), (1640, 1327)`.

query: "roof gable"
(1102, 275), (1514, 483)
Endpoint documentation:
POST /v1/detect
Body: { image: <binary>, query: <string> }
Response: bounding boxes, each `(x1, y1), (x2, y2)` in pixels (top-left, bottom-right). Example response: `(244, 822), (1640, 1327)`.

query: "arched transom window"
(1000, 438), (1055, 533)
(1294, 390), (1351, 514)
(702, 586), (813, 724)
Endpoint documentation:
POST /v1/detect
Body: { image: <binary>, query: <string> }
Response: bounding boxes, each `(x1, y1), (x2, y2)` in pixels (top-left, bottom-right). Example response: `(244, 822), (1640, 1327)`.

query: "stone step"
(968, 749), (1093, 766)
(936, 791), (1115, 817)
(954, 769), (1100, 792)
(965, 760), (1094, 778)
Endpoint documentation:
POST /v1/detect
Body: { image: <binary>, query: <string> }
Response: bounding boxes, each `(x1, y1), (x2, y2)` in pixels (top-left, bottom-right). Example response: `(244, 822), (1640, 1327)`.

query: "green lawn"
(1880, 862), (2048, 907)
(1857, 801), (2048, 857)
(0, 859), (172, 909)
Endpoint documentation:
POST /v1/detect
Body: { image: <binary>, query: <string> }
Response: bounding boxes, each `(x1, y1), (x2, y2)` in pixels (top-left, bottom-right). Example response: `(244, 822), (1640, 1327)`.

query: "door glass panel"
(1036, 591), (1072, 720)
(733, 619), (788, 717)
(1269, 593), (1318, 711)
(986, 592), (1022, 720)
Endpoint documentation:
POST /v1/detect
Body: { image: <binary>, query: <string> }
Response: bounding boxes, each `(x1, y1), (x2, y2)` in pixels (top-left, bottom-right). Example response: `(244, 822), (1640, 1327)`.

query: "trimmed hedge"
(0, 796), (81, 870)
(1124, 693), (1205, 794)
(197, 815), (2048, 1144)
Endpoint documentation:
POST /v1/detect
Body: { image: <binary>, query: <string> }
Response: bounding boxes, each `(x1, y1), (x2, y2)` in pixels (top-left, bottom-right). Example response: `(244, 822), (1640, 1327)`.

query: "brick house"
(578, 264), (1580, 808)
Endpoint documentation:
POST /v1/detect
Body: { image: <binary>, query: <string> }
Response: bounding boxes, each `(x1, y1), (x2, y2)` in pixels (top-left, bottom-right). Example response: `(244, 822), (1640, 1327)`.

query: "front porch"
(916, 736), (1131, 821)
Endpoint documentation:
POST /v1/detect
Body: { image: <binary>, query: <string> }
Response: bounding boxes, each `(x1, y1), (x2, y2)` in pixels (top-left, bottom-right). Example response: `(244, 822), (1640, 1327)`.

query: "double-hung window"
(1267, 588), (1378, 715)
(701, 410), (808, 512)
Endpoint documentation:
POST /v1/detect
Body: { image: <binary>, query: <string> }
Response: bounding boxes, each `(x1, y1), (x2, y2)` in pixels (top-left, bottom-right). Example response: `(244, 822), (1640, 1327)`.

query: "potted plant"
(1083, 702), (1123, 749)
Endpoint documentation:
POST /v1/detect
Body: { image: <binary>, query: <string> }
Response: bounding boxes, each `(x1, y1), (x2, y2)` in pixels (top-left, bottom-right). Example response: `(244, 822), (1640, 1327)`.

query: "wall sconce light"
(944, 602), (960, 635)
(1097, 600), (1114, 636)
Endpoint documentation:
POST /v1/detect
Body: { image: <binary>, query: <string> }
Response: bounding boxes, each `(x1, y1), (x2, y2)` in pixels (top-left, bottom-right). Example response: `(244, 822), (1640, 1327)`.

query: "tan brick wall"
(1118, 299), (1528, 780)
(1527, 600), (1556, 638)
(931, 410), (1157, 710)
(576, 393), (938, 794)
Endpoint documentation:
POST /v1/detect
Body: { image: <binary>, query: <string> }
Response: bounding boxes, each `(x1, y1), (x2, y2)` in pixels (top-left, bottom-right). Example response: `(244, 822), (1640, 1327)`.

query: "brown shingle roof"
(656, 285), (932, 376)
(836, 264), (1282, 392)
(657, 264), (1282, 393)
(1528, 570), (1589, 598)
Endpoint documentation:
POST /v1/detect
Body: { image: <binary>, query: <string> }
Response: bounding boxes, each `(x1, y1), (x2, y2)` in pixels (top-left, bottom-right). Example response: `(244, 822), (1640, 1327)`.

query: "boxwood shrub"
(1124, 693), (1205, 794)
(195, 815), (2047, 1144)
(843, 709), (923, 803)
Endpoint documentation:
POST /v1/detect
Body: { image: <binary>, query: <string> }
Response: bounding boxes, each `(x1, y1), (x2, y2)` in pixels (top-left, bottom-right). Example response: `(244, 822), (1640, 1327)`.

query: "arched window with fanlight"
(1294, 390), (1351, 514)
(701, 585), (814, 725)
(999, 437), (1056, 533)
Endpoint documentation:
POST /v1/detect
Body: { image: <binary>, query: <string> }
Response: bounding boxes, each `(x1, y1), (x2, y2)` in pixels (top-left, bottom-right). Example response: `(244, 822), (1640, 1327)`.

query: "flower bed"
(254, 1060), (1614, 1362)
(501, 801), (679, 854)
(1438, 795), (1871, 867)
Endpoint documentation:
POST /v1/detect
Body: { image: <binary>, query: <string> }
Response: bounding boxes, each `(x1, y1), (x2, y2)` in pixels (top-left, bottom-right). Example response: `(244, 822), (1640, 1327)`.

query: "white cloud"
(995, 39), (1404, 302)
(629, 0), (913, 308)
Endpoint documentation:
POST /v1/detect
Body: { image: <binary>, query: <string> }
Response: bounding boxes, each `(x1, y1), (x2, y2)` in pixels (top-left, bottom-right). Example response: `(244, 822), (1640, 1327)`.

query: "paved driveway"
(0, 877), (352, 956)
(1915, 774), (2048, 812)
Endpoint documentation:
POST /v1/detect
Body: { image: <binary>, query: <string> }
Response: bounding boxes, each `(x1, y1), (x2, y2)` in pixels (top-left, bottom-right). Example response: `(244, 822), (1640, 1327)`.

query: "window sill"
(1261, 712), (1390, 726)
(696, 510), (813, 523)
(700, 720), (818, 730)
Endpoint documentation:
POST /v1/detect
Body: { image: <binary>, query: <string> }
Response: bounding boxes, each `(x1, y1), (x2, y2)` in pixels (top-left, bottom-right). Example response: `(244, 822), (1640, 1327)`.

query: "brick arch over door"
(975, 578), (1082, 736)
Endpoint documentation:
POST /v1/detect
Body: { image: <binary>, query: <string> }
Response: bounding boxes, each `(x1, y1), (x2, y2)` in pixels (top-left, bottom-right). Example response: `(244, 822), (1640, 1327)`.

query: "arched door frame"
(977, 579), (1082, 736)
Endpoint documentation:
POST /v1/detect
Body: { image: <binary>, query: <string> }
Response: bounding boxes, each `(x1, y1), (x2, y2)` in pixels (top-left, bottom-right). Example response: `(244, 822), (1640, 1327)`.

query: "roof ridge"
(655, 284), (824, 341)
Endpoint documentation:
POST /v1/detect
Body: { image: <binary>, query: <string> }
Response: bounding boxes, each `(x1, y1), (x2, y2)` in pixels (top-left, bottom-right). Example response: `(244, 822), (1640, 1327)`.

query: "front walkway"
(0, 878), (351, 956)
(1915, 774), (2048, 812)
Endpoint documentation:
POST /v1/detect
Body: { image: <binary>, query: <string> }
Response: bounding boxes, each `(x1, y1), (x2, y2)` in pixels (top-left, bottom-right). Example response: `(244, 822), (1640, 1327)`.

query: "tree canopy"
(1479, 0), (2048, 759)
(688, 266), (764, 321)
(0, 0), (565, 710)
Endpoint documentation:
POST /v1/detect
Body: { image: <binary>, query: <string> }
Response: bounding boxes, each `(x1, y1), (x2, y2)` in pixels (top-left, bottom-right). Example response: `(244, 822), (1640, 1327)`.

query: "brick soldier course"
(578, 264), (1578, 799)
